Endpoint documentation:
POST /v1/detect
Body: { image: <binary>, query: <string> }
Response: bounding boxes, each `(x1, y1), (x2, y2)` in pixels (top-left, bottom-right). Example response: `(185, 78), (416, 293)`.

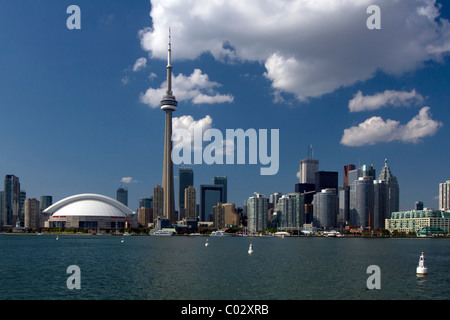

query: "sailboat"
(416, 252), (428, 275)
(248, 243), (253, 254)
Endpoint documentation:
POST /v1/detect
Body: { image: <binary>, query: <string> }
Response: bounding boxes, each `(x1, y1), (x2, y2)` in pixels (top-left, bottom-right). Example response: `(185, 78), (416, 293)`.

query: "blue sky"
(1, 0), (449, 212)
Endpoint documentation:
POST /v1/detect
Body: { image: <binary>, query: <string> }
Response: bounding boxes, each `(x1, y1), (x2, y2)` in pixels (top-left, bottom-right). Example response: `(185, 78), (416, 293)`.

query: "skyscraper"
(116, 187), (128, 207)
(297, 145), (319, 184)
(378, 159), (399, 218)
(161, 29), (177, 223)
(439, 181), (450, 211)
(184, 185), (197, 221)
(343, 164), (356, 187)
(153, 185), (164, 219)
(40, 196), (53, 212)
(247, 193), (268, 234)
(24, 198), (40, 230)
(313, 188), (337, 229)
(199, 184), (224, 222)
(212, 176), (227, 203)
(276, 193), (305, 229)
(315, 171), (338, 193)
(179, 167), (193, 220)
(350, 176), (374, 228)
(2, 175), (20, 227)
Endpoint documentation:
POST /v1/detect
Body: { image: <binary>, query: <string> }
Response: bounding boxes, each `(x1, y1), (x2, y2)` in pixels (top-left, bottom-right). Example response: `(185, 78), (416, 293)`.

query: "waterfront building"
(184, 185), (197, 221)
(116, 187), (128, 207)
(199, 184), (224, 222)
(247, 193), (268, 234)
(40, 196), (53, 211)
(24, 198), (40, 230)
(350, 176), (374, 228)
(160, 30), (177, 223)
(44, 194), (137, 230)
(212, 176), (227, 203)
(313, 188), (337, 229)
(276, 193), (305, 230)
(223, 203), (239, 227)
(385, 209), (450, 235)
(213, 202), (225, 229)
(179, 167), (194, 220)
(415, 201), (424, 211)
(19, 190), (26, 226)
(2, 174), (20, 227)
(138, 207), (153, 228)
(373, 180), (387, 230)
(439, 181), (450, 211)
(338, 186), (350, 228)
(153, 185), (164, 219)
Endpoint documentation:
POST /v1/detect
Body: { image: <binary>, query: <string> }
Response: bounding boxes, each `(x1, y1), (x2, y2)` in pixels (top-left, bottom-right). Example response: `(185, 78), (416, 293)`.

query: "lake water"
(0, 234), (448, 301)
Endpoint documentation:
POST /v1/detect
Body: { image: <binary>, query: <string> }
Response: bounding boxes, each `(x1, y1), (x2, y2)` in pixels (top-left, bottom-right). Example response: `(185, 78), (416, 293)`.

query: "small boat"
(416, 252), (428, 275)
(150, 230), (173, 236)
(210, 230), (232, 237)
(248, 243), (253, 254)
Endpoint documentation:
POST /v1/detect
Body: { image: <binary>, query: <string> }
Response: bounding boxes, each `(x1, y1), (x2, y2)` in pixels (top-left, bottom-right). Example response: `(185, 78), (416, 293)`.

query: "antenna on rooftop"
(308, 144), (313, 159)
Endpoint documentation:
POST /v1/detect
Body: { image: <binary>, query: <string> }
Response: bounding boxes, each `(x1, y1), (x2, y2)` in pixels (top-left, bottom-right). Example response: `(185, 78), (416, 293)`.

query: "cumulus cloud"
(172, 115), (235, 160)
(340, 107), (443, 146)
(139, 0), (450, 101)
(133, 57), (147, 72)
(140, 68), (234, 108)
(121, 177), (138, 184)
(348, 89), (425, 112)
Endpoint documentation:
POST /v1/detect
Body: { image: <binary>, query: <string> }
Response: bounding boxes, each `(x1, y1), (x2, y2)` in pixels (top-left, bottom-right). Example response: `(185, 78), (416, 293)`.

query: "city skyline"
(1, 1), (450, 212)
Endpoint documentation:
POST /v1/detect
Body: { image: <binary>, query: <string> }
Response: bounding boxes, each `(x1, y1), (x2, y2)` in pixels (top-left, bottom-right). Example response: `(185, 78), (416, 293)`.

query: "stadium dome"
(43, 194), (136, 230)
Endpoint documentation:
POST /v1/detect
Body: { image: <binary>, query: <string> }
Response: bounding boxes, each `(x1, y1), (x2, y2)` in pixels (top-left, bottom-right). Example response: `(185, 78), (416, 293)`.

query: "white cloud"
(133, 57), (147, 72)
(139, 0), (450, 101)
(340, 107), (443, 146)
(348, 89), (425, 112)
(172, 115), (213, 151)
(121, 76), (130, 85)
(140, 68), (234, 108)
(121, 177), (138, 184)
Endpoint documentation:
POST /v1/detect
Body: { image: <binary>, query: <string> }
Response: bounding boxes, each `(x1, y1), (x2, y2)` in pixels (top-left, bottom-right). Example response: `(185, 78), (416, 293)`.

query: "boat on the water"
(210, 230), (232, 237)
(150, 230), (173, 236)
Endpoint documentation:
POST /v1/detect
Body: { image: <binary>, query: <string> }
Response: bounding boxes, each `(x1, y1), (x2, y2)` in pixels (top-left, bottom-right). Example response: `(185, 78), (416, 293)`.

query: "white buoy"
(56, 235), (59, 240)
(121, 238), (124, 243)
(205, 239), (209, 247)
(248, 243), (253, 254)
(416, 252), (428, 275)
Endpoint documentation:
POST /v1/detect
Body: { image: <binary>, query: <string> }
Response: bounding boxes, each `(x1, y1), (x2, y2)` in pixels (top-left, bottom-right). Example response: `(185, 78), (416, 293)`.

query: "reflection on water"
(0, 235), (448, 300)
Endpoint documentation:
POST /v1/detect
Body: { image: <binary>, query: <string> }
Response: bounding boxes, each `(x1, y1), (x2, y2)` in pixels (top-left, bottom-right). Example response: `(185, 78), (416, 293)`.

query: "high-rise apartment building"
(153, 185), (164, 219)
(247, 193), (268, 234)
(24, 198), (40, 230)
(184, 185), (197, 221)
(2, 175), (20, 227)
(276, 193), (305, 229)
(116, 187), (128, 207)
(439, 181), (450, 211)
(179, 167), (194, 220)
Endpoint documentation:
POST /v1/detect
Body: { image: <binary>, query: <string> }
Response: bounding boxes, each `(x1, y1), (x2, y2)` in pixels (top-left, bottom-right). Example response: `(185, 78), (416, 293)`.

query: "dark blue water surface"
(0, 234), (448, 300)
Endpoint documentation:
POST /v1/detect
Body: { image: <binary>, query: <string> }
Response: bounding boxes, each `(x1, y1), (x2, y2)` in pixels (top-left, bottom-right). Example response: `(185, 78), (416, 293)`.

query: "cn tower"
(160, 28), (177, 223)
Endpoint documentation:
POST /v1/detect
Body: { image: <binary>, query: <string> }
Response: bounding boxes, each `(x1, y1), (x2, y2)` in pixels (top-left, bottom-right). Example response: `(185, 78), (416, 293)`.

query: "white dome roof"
(44, 194), (134, 218)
